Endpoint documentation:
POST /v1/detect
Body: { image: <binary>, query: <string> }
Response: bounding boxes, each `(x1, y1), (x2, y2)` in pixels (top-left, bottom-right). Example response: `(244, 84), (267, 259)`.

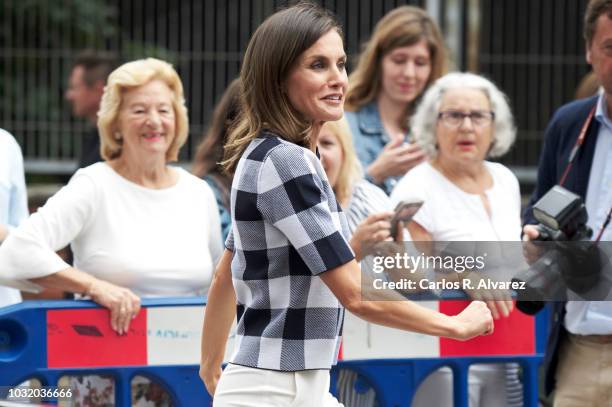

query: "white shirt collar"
(595, 93), (612, 131)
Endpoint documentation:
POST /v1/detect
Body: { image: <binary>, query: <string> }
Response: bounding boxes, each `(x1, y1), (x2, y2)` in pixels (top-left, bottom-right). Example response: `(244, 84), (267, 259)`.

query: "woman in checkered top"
(199, 4), (494, 406)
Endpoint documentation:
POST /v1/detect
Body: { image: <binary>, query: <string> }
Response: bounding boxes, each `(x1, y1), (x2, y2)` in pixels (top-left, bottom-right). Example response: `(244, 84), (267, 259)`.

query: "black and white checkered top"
(225, 131), (355, 371)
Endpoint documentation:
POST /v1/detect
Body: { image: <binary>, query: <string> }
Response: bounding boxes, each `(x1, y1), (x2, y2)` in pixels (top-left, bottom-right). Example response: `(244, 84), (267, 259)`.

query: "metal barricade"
(0, 297), (212, 406)
(335, 291), (550, 407)
(0, 296), (549, 406)
(332, 352), (545, 407)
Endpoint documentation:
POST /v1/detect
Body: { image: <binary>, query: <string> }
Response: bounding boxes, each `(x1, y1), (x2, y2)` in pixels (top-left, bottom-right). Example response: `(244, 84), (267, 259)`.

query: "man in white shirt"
(0, 128), (28, 307)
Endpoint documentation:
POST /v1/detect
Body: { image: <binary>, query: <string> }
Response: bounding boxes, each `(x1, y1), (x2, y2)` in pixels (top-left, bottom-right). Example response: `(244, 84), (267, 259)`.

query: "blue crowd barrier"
(0, 298), (212, 406)
(0, 297), (549, 406)
(331, 290), (550, 407)
(332, 354), (545, 407)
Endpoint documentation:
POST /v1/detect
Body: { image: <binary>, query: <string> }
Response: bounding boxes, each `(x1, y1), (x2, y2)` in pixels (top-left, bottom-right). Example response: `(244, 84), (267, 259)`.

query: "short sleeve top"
(226, 131), (354, 371)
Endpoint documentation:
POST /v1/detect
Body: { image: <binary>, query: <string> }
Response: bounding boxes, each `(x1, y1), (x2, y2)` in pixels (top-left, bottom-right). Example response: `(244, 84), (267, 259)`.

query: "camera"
(514, 186), (603, 313)
(532, 186), (591, 241)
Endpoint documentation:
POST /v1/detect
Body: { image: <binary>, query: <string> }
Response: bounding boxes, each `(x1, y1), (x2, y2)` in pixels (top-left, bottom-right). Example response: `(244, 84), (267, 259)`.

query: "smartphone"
(389, 200), (424, 238)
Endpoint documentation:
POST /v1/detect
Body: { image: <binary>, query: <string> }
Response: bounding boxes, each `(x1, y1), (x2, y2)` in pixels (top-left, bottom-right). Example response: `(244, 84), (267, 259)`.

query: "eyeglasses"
(437, 110), (495, 128)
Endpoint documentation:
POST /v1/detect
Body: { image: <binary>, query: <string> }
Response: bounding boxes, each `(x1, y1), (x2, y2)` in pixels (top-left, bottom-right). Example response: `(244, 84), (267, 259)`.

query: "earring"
(114, 132), (122, 141)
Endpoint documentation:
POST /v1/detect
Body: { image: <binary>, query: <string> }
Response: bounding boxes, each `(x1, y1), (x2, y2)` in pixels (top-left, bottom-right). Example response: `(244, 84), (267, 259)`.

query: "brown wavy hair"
(345, 6), (448, 121)
(192, 78), (241, 179)
(192, 78), (241, 208)
(222, 3), (343, 175)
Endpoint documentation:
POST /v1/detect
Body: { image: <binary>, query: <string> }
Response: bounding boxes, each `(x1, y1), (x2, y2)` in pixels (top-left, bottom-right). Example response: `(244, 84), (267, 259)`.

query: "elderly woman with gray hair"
(391, 72), (523, 406)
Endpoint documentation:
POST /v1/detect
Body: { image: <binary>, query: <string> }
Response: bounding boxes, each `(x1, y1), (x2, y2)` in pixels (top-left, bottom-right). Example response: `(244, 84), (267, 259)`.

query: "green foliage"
(0, 0), (173, 152)
(1, 0), (118, 123)
(2, 0), (117, 48)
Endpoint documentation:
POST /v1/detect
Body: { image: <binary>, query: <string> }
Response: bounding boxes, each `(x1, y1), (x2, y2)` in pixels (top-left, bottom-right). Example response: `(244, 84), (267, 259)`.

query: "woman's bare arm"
(320, 258), (493, 340)
(199, 249), (236, 397)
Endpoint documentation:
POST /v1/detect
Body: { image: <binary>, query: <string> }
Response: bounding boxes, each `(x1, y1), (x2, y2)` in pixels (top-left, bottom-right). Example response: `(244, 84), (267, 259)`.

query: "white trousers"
(411, 364), (509, 407)
(214, 363), (343, 407)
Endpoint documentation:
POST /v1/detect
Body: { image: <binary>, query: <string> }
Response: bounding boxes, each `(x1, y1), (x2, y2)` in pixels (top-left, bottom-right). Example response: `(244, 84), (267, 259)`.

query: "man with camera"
(522, 0), (612, 405)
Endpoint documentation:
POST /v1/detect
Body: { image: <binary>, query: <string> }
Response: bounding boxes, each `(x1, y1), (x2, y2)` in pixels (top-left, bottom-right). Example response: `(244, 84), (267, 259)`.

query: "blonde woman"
(0, 58), (222, 405)
(318, 117), (395, 261)
(345, 6), (448, 194)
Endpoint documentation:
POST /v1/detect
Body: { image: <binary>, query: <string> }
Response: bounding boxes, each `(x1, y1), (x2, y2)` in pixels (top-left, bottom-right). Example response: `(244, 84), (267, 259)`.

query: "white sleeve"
(0, 171), (98, 281)
(7, 137), (28, 230)
(206, 184), (224, 268)
(494, 163), (522, 217)
(504, 165), (523, 238)
(390, 171), (427, 206)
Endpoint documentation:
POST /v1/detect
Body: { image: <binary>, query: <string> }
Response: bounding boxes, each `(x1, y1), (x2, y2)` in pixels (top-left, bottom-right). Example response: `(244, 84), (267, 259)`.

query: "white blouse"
(0, 162), (223, 297)
(390, 161), (522, 241)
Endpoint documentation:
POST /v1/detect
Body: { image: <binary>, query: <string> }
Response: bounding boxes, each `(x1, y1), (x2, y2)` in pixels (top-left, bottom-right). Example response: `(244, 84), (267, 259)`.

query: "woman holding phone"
(317, 117), (397, 261)
(345, 6), (448, 195)
(199, 5), (493, 406)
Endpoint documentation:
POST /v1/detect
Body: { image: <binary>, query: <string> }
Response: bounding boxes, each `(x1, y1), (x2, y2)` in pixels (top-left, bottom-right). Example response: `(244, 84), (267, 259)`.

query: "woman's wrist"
(366, 164), (384, 185)
(201, 354), (224, 371)
(349, 237), (363, 262)
(437, 313), (464, 340)
(83, 276), (101, 298)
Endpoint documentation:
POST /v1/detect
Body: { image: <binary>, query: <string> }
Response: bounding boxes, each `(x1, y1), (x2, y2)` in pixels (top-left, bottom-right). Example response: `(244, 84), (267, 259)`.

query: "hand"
(86, 279), (141, 335)
(367, 139), (426, 184)
(349, 212), (394, 261)
(199, 363), (222, 397)
(394, 220), (405, 242)
(483, 299), (513, 320)
(462, 273), (514, 319)
(522, 224), (540, 241)
(522, 224), (544, 265)
(452, 300), (494, 340)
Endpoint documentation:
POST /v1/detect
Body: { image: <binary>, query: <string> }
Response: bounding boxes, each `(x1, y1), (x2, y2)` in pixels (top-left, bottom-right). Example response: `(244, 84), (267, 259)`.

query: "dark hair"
(192, 78), (241, 199)
(223, 2), (343, 175)
(72, 49), (119, 87)
(585, 0), (612, 46)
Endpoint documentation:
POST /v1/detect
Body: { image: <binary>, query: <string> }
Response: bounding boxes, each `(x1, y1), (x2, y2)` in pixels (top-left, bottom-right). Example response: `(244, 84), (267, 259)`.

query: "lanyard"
(558, 105), (611, 241)
(558, 106), (596, 186)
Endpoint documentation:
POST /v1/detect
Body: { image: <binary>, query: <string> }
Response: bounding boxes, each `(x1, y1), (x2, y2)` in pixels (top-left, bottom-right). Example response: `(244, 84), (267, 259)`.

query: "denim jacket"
(202, 174), (232, 242)
(345, 102), (407, 195)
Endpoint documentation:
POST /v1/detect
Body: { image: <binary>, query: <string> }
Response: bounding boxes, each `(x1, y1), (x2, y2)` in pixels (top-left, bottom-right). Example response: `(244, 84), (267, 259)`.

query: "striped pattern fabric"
(337, 179), (391, 407)
(343, 179), (393, 233)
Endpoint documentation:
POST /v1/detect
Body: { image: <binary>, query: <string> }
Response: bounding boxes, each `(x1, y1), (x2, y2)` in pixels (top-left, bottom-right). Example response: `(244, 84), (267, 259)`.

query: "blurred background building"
(1, 0), (591, 187)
